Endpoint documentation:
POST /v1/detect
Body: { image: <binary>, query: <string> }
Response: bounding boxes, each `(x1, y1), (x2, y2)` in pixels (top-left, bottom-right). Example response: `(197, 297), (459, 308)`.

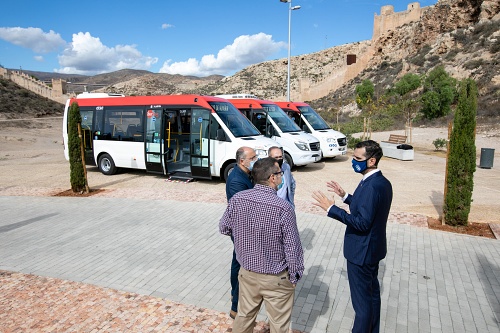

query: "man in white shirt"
(268, 146), (296, 208)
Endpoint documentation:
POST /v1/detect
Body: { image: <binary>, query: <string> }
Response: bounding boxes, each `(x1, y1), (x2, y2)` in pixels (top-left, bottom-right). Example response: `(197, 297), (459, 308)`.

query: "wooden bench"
(382, 134), (408, 145)
(380, 134), (414, 161)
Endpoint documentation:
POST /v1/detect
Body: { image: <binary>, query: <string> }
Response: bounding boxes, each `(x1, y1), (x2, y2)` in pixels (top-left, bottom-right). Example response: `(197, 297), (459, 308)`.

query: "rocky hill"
(2, 0), (498, 125)
(89, 0), (498, 115)
(100, 71), (224, 96)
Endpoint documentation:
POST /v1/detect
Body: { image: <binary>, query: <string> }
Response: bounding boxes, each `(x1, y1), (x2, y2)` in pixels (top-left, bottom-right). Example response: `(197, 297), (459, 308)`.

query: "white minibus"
(63, 93), (278, 181)
(276, 101), (347, 158)
(219, 95), (321, 167)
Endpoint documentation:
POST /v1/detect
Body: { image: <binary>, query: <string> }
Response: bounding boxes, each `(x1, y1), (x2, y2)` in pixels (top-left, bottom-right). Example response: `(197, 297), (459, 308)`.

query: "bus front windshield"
(297, 106), (331, 130)
(209, 102), (261, 137)
(261, 104), (301, 133)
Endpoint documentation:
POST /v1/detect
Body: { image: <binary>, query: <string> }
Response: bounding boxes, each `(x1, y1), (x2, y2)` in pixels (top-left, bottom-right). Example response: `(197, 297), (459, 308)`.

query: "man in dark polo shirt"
(220, 157), (304, 333)
(225, 146), (256, 319)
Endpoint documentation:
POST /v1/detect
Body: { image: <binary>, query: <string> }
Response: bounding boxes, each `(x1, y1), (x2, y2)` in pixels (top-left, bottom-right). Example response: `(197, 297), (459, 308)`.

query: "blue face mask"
(352, 158), (368, 173)
(247, 160), (256, 171)
(277, 176), (284, 190)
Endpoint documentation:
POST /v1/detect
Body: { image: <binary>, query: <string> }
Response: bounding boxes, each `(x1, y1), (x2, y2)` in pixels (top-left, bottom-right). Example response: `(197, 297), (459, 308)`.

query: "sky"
(0, 0), (438, 77)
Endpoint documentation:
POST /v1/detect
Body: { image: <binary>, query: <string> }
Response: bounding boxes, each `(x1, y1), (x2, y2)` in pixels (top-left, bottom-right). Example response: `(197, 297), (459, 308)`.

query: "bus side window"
(287, 111), (301, 127)
(103, 122), (114, 139)
(209, 118), (228, 141)
(126, 124), (136, 137)
(133, 131), (144, 142)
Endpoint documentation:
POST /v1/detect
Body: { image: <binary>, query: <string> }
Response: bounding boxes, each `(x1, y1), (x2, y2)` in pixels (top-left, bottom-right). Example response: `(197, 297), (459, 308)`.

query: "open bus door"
(189, 108), (211, 179)
(80, 108), (96, 165)
(144, 107), (165, 174)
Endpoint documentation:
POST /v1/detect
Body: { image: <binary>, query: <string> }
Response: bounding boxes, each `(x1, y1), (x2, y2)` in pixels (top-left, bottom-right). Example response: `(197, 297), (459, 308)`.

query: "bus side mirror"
(266, 125), (273, 137)
(267, 125), (279, 137)
(216, 128), (226, 141)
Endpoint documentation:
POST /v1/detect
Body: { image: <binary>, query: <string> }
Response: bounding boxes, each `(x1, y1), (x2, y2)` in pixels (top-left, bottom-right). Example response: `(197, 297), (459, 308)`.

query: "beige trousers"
(233, 267), (295, 333)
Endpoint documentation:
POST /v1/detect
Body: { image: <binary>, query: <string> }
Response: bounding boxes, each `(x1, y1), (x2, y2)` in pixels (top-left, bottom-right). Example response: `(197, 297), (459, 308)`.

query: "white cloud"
(55, 32), (158, 75)
(0, 27), (66, 53)
(159, 33), (286, 77)
(34, 55), (44, 62)
(161, 23), (174, 29)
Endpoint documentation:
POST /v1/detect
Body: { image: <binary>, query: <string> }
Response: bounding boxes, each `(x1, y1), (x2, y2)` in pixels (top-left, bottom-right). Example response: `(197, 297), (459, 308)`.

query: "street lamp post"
(280, 0), (300, 102)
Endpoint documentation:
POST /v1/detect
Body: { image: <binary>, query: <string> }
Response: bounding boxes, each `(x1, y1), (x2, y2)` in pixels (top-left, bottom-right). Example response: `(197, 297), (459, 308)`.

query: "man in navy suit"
(312, 140), (392, 333)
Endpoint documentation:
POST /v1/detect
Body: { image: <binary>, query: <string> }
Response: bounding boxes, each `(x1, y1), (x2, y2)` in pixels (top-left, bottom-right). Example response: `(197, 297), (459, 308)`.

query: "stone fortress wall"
(2, 2), (431, 103)
(296, 2), (431, 101)
(0, 67), (70, 104)
(373, 2), (424, 40)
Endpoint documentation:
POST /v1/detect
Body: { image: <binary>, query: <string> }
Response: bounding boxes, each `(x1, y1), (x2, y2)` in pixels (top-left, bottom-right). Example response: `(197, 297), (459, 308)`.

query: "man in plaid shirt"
(220, 157), (304, 333)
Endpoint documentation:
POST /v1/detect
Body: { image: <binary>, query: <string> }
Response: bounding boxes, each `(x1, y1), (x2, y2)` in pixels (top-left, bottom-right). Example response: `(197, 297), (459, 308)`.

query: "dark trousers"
(347, 260), (381, 333)
(230, 239), (240, 312)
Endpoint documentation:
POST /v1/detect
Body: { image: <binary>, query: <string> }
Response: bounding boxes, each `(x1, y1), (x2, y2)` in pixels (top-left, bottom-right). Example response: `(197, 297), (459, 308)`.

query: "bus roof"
(215, 94), (259, 99)
(224, 98), (278, 110)
(275, 102), (301, 111)
(76, 92), (125, 98)
(68, 94), (228, 108)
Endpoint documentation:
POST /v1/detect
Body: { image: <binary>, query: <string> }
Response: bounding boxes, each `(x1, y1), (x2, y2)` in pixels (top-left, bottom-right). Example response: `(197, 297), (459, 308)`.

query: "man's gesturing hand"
(312, 190), (335, 212)
(326, 180), (346, 198)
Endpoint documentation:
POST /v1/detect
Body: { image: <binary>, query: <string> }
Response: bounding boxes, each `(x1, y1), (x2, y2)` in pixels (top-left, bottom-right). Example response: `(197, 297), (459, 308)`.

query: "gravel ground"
(0, 117), (499, 223)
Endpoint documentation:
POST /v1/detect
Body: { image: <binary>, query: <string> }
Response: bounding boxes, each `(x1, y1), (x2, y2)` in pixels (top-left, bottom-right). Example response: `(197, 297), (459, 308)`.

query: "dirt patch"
(416, 147), (448, 158)
(53, 189), (106, 197)
(427, 216), (495, 239)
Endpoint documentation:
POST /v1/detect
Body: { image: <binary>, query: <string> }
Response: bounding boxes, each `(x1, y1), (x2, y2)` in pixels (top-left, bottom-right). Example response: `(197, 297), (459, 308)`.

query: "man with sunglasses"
(220, 157), (304, 333)
(312, 140), (393, 333)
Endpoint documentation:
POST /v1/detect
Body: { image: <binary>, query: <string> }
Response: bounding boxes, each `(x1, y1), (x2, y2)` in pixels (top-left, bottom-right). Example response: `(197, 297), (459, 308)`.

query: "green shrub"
(427, 55), (440, 66)
(432, 138), (447, 150)
(409, 54), (425, 66)
(472, 21), (498, 38)
(453, 29), (467, 44)
(355, 80), (374, 108)
(338, 118), (364, 135)
(463, 59), (483, 70)
(370, 116), (395, 131)
(68, 102), (88, 193)
(346, 134), (362, 150)
(444, 49), (459, 61)
(490, 39), (500, 53)
(444, 78), (477, 226)
(421, 66), (457, 119)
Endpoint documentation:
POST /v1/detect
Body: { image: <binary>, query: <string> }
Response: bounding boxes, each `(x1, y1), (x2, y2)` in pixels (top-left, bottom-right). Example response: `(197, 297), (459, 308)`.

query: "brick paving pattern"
(0, 270), (279, 333)
(0, 196), (499, 333)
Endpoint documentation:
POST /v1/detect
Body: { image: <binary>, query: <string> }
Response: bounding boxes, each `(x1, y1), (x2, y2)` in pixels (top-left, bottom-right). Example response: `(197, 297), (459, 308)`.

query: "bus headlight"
(295, 141), (310, 151)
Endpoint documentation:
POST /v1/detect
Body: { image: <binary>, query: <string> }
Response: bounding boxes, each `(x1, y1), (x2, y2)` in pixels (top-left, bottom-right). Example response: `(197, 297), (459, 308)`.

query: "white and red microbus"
(217, 95), (321, 168)
(63, 93), (278, 181)
(276, 101), (347, 159)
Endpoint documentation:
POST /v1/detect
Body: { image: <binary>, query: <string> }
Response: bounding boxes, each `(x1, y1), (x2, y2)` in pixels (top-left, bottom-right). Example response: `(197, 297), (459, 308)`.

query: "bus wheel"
(98, 153), (117, 175)
(284, 152), (294, 168)
(223, 163), (236, 182)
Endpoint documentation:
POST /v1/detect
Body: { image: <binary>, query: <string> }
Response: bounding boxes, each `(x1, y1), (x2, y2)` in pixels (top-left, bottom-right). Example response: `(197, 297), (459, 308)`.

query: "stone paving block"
(1, 197), (500, 332)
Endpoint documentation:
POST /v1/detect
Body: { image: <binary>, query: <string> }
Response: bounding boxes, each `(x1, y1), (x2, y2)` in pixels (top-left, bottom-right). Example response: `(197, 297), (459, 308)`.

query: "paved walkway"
(0, 196), (499, 332)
